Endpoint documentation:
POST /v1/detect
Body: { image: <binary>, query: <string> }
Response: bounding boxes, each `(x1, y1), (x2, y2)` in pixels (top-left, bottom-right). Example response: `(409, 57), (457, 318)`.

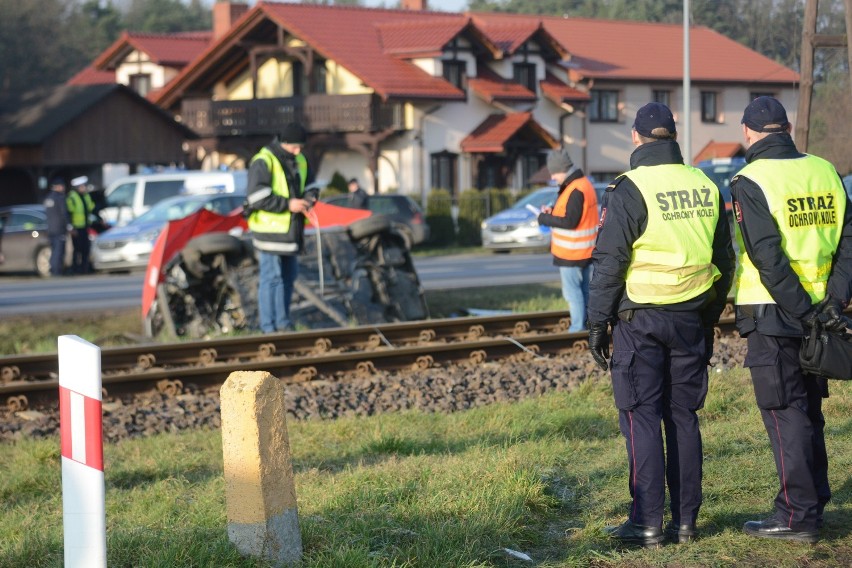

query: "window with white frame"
(442, 60), (467, 90)
(431, 151), (457, 194)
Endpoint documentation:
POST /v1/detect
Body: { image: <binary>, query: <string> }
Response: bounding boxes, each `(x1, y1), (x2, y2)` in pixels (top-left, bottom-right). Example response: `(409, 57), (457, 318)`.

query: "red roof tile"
(540, 72), (590, 104)
(474, 13), (798, 84)
(378, 17), (468, 57)
(66, 65), (115, 86)
(262, 3), (464, 101)
(469, 67), (536, 103)
(461, 112), (559, 153)
(153, 3), (797, 108)
(693, 140), (745, 163)
(94, 31), (212, 70)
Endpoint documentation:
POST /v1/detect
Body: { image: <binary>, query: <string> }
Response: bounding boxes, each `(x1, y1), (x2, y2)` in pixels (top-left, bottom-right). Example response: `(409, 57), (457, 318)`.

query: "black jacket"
(43, 189), (69, 237)
(537, 168), (592, 268)
(587, 139), (735, 326)
(730, 132), (852, 337)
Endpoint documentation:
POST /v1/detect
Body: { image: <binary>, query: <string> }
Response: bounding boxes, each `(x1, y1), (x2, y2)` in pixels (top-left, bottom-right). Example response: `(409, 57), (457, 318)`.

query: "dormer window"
(442, 60), (466, 90)
(513, 63), (536, 93)
(129, 73), (151, 97)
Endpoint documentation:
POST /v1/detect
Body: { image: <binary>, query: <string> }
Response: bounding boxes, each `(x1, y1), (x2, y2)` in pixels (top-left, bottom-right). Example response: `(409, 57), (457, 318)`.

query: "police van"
(99, 170), (247, 227)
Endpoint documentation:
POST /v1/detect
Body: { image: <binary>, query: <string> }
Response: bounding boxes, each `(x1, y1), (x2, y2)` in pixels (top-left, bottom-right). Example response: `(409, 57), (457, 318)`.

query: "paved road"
(0, 252), (559, 317)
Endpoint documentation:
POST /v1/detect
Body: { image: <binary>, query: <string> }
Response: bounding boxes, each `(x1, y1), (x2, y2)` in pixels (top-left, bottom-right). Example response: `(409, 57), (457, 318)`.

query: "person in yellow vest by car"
(245, 123), (318, 333)
(731, 96), (852, 543)
(66, 176), (96, 274)
(587, 102), (735, 546)
(537, 147), (598, 332)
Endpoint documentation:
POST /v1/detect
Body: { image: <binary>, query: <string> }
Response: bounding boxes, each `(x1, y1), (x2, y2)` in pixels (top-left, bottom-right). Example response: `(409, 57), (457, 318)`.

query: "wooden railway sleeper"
(199, 348), (218, 365)
(1, 365), (20, 383)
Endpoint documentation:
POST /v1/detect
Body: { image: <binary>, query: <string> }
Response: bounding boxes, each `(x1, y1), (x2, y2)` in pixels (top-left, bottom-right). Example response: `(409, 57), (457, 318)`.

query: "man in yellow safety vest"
(731, 96), (852, 543)
(588, 102), (735, 546)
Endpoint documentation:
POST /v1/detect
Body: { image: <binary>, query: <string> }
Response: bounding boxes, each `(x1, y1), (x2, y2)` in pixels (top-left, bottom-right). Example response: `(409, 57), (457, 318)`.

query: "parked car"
(321, 193), (429, 247)
(92, 193), (246, 272)
(0, 204), (72, 277)
(697, 157), (746, 212)
(99, 170), (248, 228)
(843, 174), (852, 202)
(481, 187), (558, 252)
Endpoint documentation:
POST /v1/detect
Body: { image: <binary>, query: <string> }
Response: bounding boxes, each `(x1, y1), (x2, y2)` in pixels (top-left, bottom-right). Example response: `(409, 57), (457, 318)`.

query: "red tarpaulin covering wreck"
(141, 202), (371, 318)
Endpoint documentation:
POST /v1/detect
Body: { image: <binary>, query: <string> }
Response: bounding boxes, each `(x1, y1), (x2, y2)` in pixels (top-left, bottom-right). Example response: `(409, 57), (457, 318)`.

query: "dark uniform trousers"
(744, 331), (830, 530)
(611, 309), (708, 528)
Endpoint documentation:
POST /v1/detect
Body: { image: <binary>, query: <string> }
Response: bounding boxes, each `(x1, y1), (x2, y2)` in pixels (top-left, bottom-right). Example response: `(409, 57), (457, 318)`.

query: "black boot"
(604, 520), (664, 547)
(743, 518), (818, 543)
(664, 522), (697, 543)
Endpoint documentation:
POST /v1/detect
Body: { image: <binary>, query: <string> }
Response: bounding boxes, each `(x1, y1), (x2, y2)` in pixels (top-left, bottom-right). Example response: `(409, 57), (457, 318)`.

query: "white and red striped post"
(58, 335), (106, 568)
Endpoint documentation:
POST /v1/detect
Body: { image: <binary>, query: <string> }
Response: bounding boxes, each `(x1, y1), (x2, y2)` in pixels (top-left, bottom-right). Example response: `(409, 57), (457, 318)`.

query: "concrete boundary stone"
(220, 371), (301, 566)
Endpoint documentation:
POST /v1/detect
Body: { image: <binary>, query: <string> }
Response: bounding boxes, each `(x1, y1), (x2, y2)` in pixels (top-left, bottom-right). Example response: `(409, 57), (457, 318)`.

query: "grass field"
(2, 368), (851, 567)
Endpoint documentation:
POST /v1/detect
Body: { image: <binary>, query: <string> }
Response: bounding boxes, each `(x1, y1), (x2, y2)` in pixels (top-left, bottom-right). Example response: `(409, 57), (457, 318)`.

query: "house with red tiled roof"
(68, 1), (799, 197)
(69, 30), (214, 100)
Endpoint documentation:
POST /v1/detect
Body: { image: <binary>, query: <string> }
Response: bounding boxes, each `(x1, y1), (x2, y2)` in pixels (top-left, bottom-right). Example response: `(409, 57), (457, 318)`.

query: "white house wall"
(115, 49), (170, 89)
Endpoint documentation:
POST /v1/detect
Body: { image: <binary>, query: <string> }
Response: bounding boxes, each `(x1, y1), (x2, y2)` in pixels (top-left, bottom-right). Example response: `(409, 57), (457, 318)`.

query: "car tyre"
(348, 215), (391, 240)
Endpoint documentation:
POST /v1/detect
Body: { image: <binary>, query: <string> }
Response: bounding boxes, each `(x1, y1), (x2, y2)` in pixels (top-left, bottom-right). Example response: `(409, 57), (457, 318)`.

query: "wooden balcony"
(180, 94), (405, 137)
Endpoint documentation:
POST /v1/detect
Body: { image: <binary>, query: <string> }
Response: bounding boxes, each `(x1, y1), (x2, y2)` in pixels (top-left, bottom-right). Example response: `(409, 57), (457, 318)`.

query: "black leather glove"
(820, 298), (848, 333)
(801, 308), (821, 331)
(588, 321), (610, 371)
(703, 327), (715, 366)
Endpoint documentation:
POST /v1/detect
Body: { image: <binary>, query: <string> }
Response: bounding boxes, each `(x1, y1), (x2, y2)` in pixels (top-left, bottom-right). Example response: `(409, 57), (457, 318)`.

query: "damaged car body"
(142, 203), (429, 340)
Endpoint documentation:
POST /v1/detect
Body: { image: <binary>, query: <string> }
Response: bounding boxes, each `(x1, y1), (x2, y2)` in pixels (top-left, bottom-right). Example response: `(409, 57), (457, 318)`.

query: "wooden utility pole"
(795, 0), (852, 151)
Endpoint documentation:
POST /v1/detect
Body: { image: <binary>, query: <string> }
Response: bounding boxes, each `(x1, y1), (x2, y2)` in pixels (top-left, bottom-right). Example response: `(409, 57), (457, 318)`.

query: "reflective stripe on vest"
(622, 164), (722, 304)
(247, 147), (307, 242)
(734, 155), (845, 305)
(549, 176), (598, 260)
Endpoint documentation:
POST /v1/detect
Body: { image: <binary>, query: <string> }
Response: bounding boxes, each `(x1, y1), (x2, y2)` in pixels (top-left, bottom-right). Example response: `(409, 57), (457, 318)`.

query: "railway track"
(0, 306), (746, 412)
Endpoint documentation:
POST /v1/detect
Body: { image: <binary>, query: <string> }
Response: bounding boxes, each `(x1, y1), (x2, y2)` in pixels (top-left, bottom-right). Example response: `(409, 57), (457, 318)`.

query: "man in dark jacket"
(731, 96), (852, 543)
(537, 148), (598, 332)
(347, 178), (369, 209)
(588, 103), (735, 546)
(43, 177), (69, 276)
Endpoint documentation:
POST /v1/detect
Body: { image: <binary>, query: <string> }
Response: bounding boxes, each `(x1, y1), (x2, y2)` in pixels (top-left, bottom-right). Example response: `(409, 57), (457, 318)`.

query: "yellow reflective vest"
(734, 155), (845, 305)
(621, 164), (722, 304)
(247, 147), (308, 253)
(66, 190), (95, 229)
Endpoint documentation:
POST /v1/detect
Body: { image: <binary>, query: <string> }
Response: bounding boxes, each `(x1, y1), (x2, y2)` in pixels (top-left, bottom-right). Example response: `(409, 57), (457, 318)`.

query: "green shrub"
(486, 188), (512, 217)
(425, 188), (455, 246)
(457, 188), (486, 246)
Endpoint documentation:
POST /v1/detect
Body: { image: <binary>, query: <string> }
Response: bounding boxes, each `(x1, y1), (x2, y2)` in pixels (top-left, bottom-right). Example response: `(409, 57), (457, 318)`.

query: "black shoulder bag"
(800, 321), (852, 381)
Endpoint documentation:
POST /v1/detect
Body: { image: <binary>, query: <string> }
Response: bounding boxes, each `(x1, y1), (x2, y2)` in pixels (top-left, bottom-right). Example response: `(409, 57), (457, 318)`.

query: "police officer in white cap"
(66, 175), (95, 274)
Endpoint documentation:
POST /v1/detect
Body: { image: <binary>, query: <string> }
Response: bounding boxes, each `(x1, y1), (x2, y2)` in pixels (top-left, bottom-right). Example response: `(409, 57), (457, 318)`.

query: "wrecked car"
(141, 202), (429, 339)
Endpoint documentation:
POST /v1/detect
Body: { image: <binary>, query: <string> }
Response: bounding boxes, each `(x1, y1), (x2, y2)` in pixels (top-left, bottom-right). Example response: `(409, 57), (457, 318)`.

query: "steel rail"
(1, 312), (743, 412)
(0, 310), (575, 383)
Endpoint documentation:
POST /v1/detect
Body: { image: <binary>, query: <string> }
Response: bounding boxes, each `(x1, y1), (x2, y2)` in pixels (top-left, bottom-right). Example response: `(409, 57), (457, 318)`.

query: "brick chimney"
(213, 2), (249, 40)
(401, 0), (429, 10)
